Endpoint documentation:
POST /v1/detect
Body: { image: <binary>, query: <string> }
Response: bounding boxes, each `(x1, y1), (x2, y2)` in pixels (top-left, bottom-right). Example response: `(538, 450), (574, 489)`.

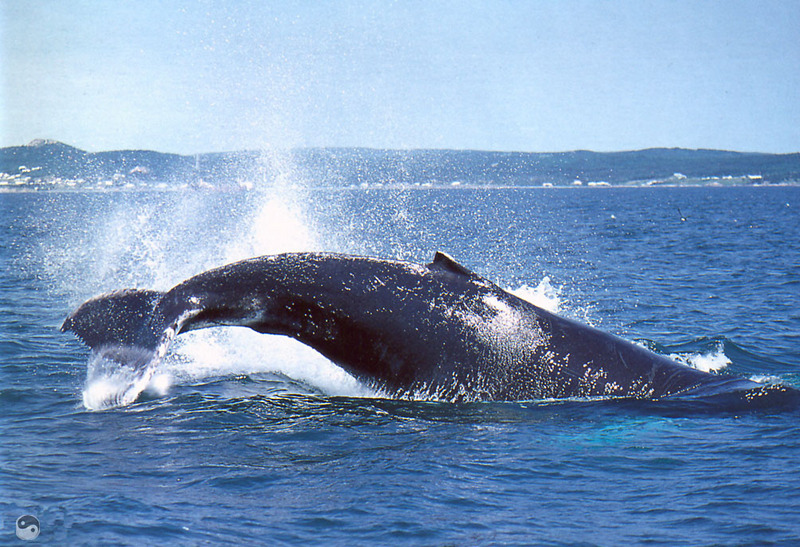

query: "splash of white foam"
(510, 276), (561, 313)
(145, 373), (173, 397)
(164, 328), (377, 398)
(82, 352), (157, 410)
(222, 196), (318, 263)
(670, 344), (731, 373)
(748, 374), (781, 385)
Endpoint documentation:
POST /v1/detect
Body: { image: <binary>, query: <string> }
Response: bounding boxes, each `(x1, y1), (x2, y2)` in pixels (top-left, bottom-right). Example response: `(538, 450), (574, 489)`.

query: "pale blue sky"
(2, 0), (799, 154)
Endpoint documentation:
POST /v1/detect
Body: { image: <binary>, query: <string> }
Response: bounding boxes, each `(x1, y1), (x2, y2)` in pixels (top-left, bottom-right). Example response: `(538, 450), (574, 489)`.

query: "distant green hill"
(2, 139), (798, 189)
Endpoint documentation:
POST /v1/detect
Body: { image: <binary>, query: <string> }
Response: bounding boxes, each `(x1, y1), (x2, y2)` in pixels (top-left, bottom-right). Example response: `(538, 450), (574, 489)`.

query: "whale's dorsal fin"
(428, 251), (474, 277)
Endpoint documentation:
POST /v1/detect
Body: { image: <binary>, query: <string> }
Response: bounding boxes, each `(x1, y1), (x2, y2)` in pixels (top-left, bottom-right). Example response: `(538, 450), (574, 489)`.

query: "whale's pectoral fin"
(428, 251), (474, 277)
(61, 289), (165, 350)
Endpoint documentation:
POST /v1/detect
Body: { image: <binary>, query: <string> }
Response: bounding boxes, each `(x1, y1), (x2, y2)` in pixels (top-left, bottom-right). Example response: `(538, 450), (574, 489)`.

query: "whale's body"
(62, 252), (795, 407)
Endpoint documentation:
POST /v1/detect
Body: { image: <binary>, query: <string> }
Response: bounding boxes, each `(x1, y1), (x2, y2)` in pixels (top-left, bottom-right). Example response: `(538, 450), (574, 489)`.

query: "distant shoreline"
(2, 139), (798, 191)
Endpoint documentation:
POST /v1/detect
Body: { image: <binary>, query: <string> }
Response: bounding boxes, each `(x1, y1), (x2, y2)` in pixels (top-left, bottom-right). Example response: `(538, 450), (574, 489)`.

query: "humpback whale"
(62, 252), (798, 407)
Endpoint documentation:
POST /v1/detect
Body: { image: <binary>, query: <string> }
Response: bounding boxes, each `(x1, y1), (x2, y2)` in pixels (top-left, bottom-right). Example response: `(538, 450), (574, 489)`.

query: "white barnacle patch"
(530, 348), (572, 398)
(626, 377), (656, 399)
(576, 362), (613, 397)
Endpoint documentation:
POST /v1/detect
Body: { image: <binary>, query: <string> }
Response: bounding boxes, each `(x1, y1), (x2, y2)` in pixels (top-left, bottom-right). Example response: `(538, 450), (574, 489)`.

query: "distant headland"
(1, 139), (798, 191)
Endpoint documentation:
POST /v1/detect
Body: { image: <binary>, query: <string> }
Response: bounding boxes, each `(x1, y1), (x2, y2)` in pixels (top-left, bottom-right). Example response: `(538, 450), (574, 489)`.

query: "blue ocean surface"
(2, 185), (800, 545)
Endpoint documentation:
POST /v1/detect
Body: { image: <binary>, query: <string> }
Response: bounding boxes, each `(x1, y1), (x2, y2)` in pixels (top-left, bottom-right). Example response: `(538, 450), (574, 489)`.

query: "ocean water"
(2, 185), (800, 545)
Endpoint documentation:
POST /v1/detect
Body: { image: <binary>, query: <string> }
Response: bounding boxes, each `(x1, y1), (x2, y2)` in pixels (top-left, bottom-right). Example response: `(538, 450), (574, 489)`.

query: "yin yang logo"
(16, 514), (40, 540)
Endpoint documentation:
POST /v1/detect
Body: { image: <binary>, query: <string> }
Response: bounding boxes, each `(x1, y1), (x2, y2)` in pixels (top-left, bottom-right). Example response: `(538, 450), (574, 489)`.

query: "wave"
(640, 336), (797, 386)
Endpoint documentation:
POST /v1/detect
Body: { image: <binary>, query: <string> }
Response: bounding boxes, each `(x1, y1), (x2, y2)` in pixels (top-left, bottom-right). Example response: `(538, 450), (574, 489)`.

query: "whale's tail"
(62, 289), (166, 350)
(62, 289), (191, 409)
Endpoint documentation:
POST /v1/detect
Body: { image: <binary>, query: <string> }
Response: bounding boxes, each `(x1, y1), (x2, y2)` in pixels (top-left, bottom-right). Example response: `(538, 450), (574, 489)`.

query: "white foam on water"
(508, 277), (599, 328)
(144, 372), (173, 397)
(670, 343), (731, 373)
(163, 328), (377, 398)
(82, 352), (158, 410)
(509, 276), (562, 313)
(81, 328), (375, 410)
(748, 374), (782, 385)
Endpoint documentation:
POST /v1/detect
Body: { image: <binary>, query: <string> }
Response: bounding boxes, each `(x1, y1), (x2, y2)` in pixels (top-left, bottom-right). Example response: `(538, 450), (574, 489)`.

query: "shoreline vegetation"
(2, 139), (798, 192)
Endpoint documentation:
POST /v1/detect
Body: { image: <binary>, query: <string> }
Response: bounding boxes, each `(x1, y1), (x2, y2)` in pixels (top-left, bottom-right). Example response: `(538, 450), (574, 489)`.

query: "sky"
(1, 0), (799, 154)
